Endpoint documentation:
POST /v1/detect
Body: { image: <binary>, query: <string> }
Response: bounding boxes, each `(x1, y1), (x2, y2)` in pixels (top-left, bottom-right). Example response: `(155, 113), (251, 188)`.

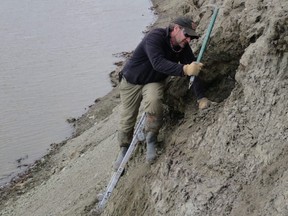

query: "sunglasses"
(182, 29), (198, 40)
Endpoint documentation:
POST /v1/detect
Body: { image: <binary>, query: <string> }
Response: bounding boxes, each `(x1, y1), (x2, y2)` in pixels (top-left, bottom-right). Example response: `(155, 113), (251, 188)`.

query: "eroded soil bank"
(1, 0), (287, 216)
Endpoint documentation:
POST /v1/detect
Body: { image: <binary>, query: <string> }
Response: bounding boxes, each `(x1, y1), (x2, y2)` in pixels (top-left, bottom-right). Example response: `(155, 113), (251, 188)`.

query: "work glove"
(197, 97), (211, 110)
(183, 62), (203, 76)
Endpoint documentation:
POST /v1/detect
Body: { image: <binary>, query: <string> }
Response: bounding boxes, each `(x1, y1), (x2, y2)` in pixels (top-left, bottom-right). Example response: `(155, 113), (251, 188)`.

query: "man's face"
(174, 26), (192, 48)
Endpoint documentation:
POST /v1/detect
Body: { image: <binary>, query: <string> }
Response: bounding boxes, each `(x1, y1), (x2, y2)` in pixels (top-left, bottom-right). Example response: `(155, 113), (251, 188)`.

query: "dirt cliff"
(0, 0), (287, 216)
(103, 0), (288, 215)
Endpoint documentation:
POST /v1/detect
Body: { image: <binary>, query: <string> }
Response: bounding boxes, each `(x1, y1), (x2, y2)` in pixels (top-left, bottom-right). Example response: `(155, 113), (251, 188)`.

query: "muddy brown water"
(0, 0), (154, 185)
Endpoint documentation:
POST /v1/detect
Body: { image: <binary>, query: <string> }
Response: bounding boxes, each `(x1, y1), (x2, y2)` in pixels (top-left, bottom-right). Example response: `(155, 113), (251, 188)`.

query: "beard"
(178, 39), (189, 48)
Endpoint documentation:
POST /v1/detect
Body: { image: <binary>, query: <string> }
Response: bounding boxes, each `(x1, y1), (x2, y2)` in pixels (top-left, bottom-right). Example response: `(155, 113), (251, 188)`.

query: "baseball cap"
(172, 16), (199, 39)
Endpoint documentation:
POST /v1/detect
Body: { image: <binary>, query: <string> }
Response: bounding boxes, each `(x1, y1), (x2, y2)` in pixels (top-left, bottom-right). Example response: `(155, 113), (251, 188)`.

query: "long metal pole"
(97, 113), (146, 212)
(188, 6), (219, 89)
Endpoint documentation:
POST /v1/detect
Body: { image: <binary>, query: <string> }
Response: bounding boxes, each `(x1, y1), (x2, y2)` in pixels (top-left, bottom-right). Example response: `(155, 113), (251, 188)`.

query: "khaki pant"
(118, 78), (164, 146)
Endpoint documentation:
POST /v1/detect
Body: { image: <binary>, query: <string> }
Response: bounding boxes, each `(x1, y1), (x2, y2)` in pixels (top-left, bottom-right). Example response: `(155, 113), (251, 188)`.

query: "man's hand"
(183, 62), (203, 76)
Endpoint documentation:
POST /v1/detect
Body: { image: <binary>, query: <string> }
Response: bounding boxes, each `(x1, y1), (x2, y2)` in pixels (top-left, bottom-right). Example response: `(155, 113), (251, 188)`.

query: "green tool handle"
(189, 7), (219, 89)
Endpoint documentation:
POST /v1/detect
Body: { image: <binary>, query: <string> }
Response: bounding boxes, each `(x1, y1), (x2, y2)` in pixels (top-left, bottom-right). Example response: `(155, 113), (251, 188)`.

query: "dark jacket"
(122, 27), (204, 99)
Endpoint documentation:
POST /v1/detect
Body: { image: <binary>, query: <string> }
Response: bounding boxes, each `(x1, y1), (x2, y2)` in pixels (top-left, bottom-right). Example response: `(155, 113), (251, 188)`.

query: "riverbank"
(0, 0), (154, 187)
(1, 0), (287, 215)
(0, 2), (159, 216)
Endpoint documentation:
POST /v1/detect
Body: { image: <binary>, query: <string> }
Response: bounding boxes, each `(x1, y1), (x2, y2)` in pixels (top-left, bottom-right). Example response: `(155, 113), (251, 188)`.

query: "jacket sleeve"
(144, 30), (206, 99)
(179, 46), (197, 64)
(143, 32), (185, 77)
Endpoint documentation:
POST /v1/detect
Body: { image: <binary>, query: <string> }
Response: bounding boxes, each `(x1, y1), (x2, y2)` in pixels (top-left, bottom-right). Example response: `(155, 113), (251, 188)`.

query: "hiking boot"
(146, 132), (157, 164)
(113, 147), (128, 171)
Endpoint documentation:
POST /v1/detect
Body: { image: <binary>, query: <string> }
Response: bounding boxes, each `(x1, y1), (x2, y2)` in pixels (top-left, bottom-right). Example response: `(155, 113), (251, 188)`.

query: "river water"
(0, 0), (154, 185)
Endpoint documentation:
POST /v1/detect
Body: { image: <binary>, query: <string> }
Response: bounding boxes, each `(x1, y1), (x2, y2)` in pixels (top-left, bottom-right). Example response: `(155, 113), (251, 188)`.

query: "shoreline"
(0, 1), (160, 212)
(0, 0), (155, 189)
(1, 0), (287, 215)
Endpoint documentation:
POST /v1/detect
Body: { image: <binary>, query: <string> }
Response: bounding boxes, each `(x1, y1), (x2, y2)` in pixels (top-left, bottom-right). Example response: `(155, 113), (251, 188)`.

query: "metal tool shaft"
(189, 6), (219, 89)
(97, 113), (146, 211)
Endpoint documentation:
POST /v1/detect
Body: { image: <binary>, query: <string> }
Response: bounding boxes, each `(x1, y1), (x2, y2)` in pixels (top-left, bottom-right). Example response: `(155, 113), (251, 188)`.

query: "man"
(114, 16), (211, 170)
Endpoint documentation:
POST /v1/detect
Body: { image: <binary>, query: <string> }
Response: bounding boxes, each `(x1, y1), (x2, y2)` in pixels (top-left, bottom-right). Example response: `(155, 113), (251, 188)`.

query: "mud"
(0, 0), (287, 216)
